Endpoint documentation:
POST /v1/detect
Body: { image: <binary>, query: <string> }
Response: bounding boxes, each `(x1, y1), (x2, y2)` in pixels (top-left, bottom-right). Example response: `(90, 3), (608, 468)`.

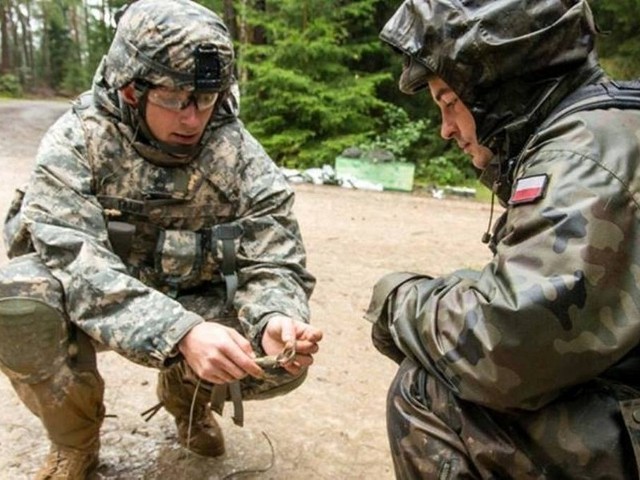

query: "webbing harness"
(106, 215), (243, 307)
(210, 224), (243, 312)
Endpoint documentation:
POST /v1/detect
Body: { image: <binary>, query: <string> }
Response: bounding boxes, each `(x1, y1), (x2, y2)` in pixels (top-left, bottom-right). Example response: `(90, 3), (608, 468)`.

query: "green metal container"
(334, 156), (415, 192)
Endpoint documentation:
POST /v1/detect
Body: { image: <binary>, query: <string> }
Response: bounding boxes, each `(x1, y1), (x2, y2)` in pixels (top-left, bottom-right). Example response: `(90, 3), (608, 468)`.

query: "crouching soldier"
(0, 1), (322, 478)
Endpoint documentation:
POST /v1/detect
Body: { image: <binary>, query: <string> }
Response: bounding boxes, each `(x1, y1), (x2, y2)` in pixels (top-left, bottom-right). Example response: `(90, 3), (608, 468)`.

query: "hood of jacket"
(380, 0), (605, 195)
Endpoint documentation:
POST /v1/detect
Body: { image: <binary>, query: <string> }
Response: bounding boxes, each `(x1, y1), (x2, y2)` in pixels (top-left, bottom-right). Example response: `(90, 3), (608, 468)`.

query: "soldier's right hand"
(178, 322), (264, 384)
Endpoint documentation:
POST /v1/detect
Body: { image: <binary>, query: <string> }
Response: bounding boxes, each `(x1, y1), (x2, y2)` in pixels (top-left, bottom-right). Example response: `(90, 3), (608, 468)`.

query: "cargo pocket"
(155, 230), (202, 287)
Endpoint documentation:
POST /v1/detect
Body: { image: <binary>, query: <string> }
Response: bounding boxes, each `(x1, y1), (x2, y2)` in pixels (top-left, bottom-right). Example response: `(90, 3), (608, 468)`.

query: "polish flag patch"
(509, 174), (549, 205)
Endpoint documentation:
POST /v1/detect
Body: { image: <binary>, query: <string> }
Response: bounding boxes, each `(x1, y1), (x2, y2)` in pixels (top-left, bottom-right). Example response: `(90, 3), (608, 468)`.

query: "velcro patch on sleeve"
(509, 174), (549, 205)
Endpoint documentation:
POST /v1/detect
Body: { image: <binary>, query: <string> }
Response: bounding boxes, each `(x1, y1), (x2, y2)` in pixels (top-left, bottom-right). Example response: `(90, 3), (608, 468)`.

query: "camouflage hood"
(380, 0), (605, 191)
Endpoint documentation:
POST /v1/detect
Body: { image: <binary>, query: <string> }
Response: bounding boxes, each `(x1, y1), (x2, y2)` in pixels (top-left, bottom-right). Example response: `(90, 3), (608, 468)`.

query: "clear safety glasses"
(146, 87), (219, 112)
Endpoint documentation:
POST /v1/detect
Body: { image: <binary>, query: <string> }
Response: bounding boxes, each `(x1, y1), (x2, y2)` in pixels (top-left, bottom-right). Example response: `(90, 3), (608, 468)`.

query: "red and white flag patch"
(509, 174), (549, 205)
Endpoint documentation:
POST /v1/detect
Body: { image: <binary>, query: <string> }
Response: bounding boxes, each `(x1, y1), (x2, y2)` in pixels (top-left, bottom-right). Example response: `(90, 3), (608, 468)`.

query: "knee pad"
(0, 297), (68, 384)
(0, 255), (68, 384)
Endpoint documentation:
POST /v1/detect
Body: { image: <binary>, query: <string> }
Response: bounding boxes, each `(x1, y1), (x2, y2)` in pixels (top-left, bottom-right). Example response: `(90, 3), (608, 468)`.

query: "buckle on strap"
(209, 343), (296, 427)
(211, 381), (244, 427)
(210, 224), (243, 311)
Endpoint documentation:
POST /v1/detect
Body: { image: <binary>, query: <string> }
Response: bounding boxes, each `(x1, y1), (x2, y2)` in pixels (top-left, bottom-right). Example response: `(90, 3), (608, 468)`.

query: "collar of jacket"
(477, 56), (605, 204)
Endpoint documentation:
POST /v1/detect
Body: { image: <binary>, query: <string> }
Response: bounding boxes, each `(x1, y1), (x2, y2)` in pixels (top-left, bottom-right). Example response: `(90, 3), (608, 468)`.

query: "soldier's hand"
(262, 315), (323, 376)
(178, 322), (264, 384)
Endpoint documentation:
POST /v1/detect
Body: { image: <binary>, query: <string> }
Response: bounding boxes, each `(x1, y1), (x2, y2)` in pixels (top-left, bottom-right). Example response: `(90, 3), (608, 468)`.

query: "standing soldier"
(0, 0), (322, 478)
(368, 0), (640, 478)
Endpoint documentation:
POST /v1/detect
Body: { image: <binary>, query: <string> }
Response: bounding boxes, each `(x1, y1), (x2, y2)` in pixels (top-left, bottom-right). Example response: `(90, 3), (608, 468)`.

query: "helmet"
(104, 0), (234, 93)
(99, 0), (237, 166)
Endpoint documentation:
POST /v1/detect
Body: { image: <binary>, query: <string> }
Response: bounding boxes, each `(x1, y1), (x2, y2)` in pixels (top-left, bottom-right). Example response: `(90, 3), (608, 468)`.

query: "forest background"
(1, 0), (640, 188)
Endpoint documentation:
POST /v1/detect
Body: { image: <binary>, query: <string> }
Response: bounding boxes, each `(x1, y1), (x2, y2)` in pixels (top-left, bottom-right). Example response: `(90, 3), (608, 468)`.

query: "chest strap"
(211, 224), (243, 311)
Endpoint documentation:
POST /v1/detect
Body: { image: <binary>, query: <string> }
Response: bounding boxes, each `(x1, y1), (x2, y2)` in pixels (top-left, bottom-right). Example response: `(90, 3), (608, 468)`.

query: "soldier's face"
(144, 91), (215, 146)
(428, 77), (493, 170)
(121, 84), (214, 147)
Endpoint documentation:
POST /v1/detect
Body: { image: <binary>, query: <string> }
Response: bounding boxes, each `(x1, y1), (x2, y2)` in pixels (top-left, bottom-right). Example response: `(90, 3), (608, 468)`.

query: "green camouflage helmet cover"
(380, 0), (599, 146)
(104, 0), (235, 92)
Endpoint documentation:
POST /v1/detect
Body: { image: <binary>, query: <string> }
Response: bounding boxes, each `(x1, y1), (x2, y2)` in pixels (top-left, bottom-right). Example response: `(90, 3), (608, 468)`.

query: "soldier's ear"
(120, 83), (138, 107)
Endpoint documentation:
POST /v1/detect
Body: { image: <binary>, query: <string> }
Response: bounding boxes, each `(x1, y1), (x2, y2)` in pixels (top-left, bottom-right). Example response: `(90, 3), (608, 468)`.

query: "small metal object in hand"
(254, 341), (296, 369)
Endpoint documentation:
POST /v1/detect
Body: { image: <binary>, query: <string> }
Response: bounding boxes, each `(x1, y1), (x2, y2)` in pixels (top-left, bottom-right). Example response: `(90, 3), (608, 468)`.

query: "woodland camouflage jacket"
(373, 0), (640, 411)
(370, 0), (640, 471)
(375, 100), (640, 411)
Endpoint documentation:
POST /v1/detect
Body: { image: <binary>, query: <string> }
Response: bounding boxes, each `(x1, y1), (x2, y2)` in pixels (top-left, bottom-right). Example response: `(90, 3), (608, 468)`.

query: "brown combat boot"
(35, 444), (99, 480)
(174, 404), (226, 457)
(158, 363), (225, 457)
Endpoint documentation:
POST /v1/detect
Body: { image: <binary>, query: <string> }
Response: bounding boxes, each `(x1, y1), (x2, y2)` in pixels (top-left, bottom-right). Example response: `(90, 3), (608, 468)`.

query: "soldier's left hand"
(262, 315), (323, 376)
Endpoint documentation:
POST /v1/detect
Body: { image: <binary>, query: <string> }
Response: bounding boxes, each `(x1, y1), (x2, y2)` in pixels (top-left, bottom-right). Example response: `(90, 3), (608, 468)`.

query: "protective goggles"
(145, 86), (219, 111)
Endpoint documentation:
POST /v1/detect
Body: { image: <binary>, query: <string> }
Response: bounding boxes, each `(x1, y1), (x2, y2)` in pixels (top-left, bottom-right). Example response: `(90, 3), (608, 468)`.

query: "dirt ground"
(0, 99), (493, 479)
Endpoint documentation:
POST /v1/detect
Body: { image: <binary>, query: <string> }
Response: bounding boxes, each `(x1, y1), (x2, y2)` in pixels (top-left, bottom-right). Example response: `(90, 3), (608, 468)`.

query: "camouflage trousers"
(387, 358), (640, 479)
(0, 254), (304, 452)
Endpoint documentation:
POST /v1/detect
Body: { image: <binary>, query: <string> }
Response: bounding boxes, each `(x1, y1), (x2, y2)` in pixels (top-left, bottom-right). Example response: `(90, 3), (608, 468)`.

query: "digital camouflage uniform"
(367, 0), (640, 478)
(0, 0), (314, 472)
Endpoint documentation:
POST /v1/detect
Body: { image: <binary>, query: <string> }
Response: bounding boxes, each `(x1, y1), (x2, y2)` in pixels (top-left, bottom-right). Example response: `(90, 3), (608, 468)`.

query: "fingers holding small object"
(278, 340), (296, 364)
(294, 339), (320, 355)
(255, 341), (296, 369)
(254, 354), (279, 369)
(282, 354), (313, 375)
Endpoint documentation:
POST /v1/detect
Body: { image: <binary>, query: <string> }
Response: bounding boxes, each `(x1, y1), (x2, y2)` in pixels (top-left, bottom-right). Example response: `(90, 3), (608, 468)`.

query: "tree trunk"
(222, 0), (238, 42)
(71, 4), (80, 61)
(9, 1), (21, 76)
(102, 0), (111, 49)
(302, 0), (308, 31)
(252, 0), (266, 45)
(16, 0), (34, 86)
(23, 0), (35, 80)
(40, 0), (51, 88)
(0, 0), (11, 73)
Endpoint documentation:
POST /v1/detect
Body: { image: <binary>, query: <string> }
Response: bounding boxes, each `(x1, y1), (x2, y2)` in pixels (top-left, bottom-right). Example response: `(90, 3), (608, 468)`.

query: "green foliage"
(84, 4), (120, 78)
(42, 3), (75, 90)
(61, 61), (92, 95)
(359, 105), (429, 162)
(416, 155), (467, 187)
(591, 0), (640, 79)
(239, 0), (392, 169)
(0, 74), (23, 97)
(4, 0), (640, 187)
(473, 180), (493, 203)
(599, 38), (640, 79)
(351, 99), (477, 187)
